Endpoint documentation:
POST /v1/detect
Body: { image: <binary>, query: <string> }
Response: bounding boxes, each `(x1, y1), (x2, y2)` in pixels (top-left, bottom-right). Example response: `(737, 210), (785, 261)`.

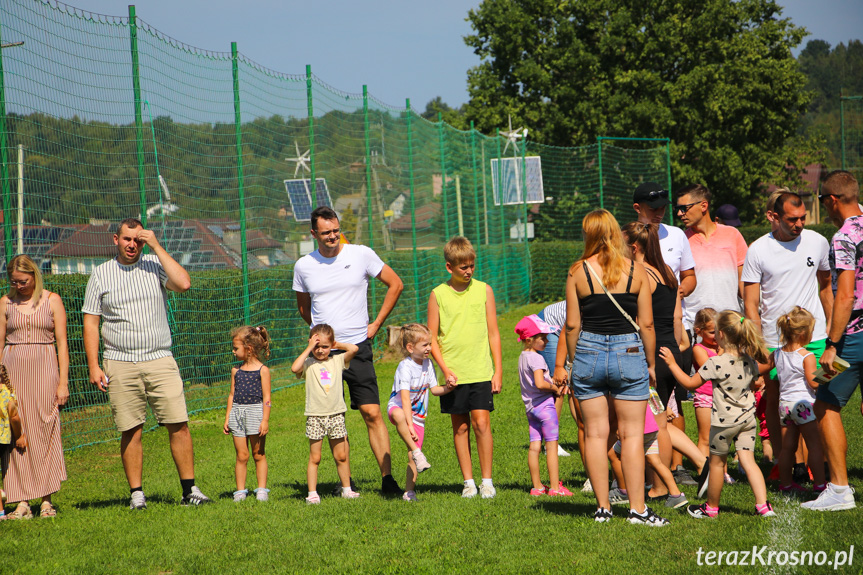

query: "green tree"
(463, 0), (812, 220)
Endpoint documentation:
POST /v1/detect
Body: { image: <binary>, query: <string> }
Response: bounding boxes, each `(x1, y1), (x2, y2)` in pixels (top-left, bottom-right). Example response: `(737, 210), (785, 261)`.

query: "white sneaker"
(232, 489), (248, 502)
(255, 488), (269, 502)
(129, 491), (147, 510)
(462, 482), (478, 498)
(403, 490), (418, 502)
(801, 484), (856, 511)
(581, 478), (593, 493)
(412, 450), (431, 473)
(479, 483), (496, 499)
(341, 488), (361, 499)
(557, 445), (571, 457)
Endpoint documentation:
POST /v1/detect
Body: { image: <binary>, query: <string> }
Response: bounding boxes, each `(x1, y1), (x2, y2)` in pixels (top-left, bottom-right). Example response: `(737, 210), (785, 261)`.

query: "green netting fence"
(841, 96), (863, 177)
(0, 0), (670, 451)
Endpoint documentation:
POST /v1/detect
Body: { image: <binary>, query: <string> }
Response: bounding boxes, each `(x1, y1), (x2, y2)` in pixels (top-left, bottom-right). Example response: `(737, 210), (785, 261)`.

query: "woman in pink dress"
(1, 255), (69, 519)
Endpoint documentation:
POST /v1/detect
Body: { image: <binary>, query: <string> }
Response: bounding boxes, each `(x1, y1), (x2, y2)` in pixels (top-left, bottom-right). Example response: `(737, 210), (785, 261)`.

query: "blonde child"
(660, 310), (776, 518)
(387, 323), (454, 501)
(691, 308), (719, 459)
(514, 314), (572, 497)
(428, 237), (503, 499)
(291, 324), (359, 504)
(0, 365), (26, 520)
(223, 326), (272, 502)
(769, 307), (827, 493)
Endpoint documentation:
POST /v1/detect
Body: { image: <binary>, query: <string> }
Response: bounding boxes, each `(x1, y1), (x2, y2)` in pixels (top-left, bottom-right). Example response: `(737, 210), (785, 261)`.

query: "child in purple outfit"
(515, 314), (572, 497)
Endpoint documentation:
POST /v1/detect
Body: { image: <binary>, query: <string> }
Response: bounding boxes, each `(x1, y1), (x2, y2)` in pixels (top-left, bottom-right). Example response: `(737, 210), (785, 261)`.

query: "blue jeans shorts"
(816, 331), (863, 408)
(570, 331), (650, 401)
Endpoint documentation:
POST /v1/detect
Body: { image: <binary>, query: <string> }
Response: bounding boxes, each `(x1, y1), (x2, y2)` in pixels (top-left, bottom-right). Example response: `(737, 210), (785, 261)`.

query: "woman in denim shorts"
(561, 210), (667, 526)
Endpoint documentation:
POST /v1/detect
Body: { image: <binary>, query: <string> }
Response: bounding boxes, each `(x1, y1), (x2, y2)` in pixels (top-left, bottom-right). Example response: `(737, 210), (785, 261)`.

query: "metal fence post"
(128, 6), (147, 228)
(231, 42), (250, 324)
(406, 99), (420, 322)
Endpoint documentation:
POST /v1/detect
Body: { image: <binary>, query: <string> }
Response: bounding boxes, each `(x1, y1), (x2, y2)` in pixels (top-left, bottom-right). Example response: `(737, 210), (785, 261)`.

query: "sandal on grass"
(8, 503), (33, 520)
(39, 501), (57, 518)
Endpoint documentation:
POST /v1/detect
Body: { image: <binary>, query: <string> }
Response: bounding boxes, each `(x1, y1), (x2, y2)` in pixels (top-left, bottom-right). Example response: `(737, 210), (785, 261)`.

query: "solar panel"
(490, 156), (545, 206)
(284, 178), (333, 222)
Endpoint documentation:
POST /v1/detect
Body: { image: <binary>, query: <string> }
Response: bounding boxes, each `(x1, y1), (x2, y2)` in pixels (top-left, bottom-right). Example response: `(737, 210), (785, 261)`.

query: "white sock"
(308, 491), (317, 497)
(832, 483), (849, 492)
(342, 486), (353, 494)
(481, 478), (493, 487)
(464, 479), (476, 488)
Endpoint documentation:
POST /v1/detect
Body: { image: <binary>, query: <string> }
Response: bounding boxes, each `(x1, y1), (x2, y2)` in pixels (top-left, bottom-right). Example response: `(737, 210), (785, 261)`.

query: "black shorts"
(440, 381), (494, 415)
(334, 339), (379, 410)
(654, 343), (681, 406)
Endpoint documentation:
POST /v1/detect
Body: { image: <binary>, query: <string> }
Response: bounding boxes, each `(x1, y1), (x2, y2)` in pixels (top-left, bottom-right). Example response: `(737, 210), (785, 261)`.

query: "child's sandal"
(8, 503), (33, 520)
(39, 501), (57, 518)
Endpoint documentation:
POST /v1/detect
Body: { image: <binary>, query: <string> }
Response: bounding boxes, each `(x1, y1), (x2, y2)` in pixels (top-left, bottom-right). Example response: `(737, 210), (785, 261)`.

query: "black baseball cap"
(633, 182), (670, 209)
(715, 204), (742, 227)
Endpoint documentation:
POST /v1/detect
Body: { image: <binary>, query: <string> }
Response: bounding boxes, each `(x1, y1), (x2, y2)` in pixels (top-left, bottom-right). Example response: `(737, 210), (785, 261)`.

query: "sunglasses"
(643, 190), (668, 201)
(818, 193), (835, 202)
(9, 279), (30, 287)
(674, 201), (701, 214)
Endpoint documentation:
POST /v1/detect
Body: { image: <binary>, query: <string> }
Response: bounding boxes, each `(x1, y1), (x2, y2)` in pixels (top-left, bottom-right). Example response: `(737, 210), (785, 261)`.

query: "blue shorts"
(816, 331), (863, 408)
(570, 331), (650, 401)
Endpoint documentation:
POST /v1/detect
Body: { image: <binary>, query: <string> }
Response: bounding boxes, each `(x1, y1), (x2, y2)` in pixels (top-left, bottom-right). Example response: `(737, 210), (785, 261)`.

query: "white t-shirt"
(659, 223), (696, 279)
(292, 244), (385, 344)
(741, 230), (830, 348)
(387, 357), (436, 427)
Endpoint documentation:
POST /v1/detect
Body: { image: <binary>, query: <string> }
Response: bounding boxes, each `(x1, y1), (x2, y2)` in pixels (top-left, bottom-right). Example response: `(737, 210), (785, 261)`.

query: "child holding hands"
(387, 323), (455, 501)
(515, 314), (573, 497)
(291, 324), (359, 504)
(660, 311), (776, 518)
(0, 365), (25, 519)
(223, 326), (272, 502)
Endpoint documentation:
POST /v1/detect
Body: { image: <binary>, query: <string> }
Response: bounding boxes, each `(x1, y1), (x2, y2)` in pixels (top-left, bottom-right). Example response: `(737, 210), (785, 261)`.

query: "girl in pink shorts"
(515, 314), (572, 497)
(691, 308), (719, 459)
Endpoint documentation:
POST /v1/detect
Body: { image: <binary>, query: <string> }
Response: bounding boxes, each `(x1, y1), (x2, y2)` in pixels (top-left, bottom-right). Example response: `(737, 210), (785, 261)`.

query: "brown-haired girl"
(223, 325), (271, 502)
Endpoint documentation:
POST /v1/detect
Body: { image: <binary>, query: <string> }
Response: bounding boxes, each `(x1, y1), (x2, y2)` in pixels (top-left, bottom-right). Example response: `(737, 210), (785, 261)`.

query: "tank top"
(693, 343), (717, 396)
(774, 348), (816, 404)
(579, 261), (639, 335)
(432, 279), (494, 384)
(645, 268), (676, 347)
(234, 367), (263, 404)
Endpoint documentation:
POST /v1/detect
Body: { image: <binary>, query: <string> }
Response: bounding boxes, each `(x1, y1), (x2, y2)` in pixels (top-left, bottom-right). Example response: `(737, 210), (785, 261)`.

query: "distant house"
(44, 219), (290, 274)
(389, 203), (441, 250)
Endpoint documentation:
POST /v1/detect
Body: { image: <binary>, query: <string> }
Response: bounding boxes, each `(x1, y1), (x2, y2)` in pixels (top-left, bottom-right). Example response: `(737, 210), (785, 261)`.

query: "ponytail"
(716, 311), (769, 363)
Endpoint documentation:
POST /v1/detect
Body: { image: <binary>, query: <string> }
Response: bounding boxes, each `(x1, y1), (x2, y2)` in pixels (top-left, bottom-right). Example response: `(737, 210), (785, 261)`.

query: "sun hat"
(514, 314), (558, 341)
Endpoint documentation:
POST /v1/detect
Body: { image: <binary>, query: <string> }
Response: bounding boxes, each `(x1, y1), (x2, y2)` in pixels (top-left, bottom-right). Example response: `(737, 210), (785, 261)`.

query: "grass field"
(5, 304), (863, 574)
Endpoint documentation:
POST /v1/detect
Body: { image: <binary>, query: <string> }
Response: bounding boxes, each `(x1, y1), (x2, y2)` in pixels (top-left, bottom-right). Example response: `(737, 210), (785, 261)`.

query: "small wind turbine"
(501, 115), (528, 156)
(286, 141), (311, 177)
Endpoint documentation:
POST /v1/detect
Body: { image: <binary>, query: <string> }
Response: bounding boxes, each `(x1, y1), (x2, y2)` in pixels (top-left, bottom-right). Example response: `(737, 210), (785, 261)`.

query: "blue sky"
(31, 0), (863, 109)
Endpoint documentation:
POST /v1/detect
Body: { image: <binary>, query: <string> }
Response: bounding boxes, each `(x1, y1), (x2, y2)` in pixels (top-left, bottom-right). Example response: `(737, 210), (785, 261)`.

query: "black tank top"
(579, 261), (639, 335)
(646, 268), (677, 347)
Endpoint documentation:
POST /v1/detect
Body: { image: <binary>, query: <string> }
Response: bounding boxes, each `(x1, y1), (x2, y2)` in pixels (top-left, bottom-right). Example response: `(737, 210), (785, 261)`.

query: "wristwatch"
(825, 338), (838, 349)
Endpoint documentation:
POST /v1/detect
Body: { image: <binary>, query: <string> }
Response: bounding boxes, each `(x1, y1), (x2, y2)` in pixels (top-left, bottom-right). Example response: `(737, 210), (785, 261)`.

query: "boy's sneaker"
(412, 450), (431, 473)
(672, 465), (697, 485)
(594, 507), (613, 522)
(627, 506), (669, 526)
(687, 502), (718, 519)
(306, 493), (321, 505)
(530, 486), (547, 496)
(665, 493), (689, 509)
(332, 477), (360, 497)
(381, 475), (403, 496)
(779, 482), (806, 494)
(462, 482), (478, 498)
(341, 488), (361, 499)
(479, 483), (496, 499)
(255, 488), (270, 502)
(801, 483), (856, 512)
(232, 489), (248, 502)
(608, 488), (629, 505)
(180, 486), (212, 506)
(756, 501), (776, 517)
(557, 445), (571, 457)
(581, 478), (593, 493)
(696, 465), (711, 498)
(129, 491), (147, 510)
(403, 490), (418, 502)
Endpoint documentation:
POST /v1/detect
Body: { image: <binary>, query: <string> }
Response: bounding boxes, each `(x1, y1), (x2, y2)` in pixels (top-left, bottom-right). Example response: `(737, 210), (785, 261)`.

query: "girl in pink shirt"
(692, 308), (719, 459)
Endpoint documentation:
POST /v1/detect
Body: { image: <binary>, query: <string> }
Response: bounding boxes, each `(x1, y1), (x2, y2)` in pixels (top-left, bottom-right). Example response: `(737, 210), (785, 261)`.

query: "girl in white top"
(768, 306), (827, 493)
(387, 324), (454, 501)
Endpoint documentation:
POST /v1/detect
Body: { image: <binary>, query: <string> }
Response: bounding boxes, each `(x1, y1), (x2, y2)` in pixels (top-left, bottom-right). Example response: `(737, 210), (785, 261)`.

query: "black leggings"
(655, 343), (681, 407)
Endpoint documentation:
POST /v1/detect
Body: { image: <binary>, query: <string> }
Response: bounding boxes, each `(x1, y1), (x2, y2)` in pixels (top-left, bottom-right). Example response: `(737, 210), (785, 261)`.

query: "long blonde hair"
(571, 209), (628, 286)
(7, 254), (43, 305)
(716, 310), (769, 363)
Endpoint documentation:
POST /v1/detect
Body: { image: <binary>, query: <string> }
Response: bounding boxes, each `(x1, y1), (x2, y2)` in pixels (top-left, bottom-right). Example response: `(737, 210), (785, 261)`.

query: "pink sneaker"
(779, 482), (806, 494)
(341, 488), (361, 499)
(530, 487), (547, 496)
(553, 482), (574, 496)
(305, 493), (321, 505)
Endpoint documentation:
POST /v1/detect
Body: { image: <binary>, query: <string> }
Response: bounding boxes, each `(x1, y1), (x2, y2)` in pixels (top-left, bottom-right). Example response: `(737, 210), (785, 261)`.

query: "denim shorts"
(570, 331), (650, 401)
(816, 331), (863, 408)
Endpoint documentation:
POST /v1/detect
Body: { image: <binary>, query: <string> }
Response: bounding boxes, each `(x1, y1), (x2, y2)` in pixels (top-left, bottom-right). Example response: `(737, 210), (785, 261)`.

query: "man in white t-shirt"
(742, 191), (833, 457)
(293, 206), (405, 496)
(675, 184), (747, 328)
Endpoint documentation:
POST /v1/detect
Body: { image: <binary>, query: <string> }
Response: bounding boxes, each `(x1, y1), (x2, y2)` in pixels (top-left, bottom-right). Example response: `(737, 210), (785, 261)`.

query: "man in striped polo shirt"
(83, 218), (211, 509)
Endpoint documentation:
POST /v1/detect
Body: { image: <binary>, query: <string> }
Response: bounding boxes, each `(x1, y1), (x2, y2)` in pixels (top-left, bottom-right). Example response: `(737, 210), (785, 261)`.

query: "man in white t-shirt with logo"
(742, 191), (833, 458)
(293, 206), (405, 496)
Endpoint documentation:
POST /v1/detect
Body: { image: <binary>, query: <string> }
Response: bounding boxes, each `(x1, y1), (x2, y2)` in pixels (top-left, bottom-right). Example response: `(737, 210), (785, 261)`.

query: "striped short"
(228, 403), (264, 437)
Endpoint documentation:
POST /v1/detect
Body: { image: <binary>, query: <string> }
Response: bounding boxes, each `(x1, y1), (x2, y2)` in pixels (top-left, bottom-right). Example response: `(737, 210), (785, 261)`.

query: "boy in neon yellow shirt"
(428, 236), (503, 498)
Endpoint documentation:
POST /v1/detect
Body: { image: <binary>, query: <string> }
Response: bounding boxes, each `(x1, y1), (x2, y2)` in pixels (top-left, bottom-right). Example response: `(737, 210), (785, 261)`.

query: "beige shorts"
(104, 356), (188, 432)
(709, 417), (757, 456)
(306, 413), (347, 441)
